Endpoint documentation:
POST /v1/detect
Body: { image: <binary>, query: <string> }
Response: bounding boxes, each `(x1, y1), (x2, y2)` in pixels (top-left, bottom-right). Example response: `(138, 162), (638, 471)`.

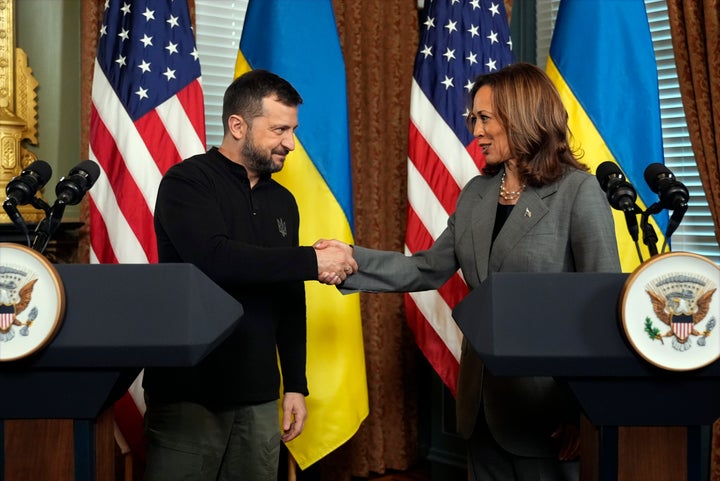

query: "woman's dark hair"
(468, 62), (587, 186)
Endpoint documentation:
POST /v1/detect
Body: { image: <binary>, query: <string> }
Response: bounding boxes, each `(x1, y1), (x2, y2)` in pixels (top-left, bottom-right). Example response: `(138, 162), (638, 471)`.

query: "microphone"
(3, 160), (53, 240)
(596, 161), (640, 253)
(31, 160), (101, 254)
(643, 163), (689, 211)
(5, 160), (53, 207)
(54, 160), (100, 205)
(596, 161), (637, 212)
(644, 163), (690, 250)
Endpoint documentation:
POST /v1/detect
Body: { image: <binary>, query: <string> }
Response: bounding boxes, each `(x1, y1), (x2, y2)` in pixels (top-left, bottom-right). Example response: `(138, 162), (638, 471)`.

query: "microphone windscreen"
(595, 161), (622, 191)
(70, 160), (101, 188)
(643, 163), (671, 193)
(25, 160), (53, 186)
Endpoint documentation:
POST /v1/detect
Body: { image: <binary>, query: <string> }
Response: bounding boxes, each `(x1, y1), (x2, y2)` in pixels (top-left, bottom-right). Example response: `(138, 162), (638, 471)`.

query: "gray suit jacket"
(341, 168), (620, 456)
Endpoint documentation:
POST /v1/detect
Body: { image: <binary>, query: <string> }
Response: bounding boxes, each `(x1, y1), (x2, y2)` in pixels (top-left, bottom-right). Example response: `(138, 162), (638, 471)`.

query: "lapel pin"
(524, 208), (532, 218)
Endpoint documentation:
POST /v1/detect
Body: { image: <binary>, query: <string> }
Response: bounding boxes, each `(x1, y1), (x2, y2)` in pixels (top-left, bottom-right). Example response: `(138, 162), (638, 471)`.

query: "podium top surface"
(452, 272), (720, 378)
(3, 263), (243, 369)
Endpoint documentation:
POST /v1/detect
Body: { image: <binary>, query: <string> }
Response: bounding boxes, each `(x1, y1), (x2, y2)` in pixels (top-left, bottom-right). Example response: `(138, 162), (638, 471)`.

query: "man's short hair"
(222, 70), (303, 133)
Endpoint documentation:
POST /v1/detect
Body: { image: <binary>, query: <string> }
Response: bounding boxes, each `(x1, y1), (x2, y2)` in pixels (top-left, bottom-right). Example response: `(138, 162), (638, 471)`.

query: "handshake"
(313, 239), (356, 285)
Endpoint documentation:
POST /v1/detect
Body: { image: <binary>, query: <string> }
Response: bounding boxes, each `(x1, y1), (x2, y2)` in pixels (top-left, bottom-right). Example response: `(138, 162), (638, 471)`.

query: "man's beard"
(241, 131), (287, 175)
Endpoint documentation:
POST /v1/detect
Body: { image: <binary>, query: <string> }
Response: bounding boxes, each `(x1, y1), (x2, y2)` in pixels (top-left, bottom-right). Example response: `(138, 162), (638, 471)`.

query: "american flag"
(88, 0), (206, 460)
(405, 0), (513, 395)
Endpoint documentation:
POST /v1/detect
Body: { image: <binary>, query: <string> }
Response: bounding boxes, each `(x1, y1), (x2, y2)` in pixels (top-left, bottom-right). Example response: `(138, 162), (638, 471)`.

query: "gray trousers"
(143, 399), (281, 481)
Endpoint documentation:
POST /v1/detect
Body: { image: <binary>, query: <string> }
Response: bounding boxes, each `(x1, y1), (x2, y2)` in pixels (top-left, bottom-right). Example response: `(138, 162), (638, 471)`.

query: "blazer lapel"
(469, 175), (501, 284)
(489, 182), (557, 272)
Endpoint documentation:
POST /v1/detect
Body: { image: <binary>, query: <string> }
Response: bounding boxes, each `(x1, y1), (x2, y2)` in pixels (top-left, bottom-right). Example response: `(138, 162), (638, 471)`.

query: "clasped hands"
(313, 239), (356, 285)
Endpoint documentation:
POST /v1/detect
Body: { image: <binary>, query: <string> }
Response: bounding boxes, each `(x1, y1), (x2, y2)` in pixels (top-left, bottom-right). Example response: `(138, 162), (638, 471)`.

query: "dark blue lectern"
(0, 264), (243, 481)
(453, 272), (718, 481)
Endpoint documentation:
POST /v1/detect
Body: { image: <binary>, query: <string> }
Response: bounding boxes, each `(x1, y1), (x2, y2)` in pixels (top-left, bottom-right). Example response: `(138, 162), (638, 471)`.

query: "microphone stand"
(31, 199), (66, 255)
(640, 203), (663, 258)
(660, 203), (688, 254)
(624, 204), (644, 263)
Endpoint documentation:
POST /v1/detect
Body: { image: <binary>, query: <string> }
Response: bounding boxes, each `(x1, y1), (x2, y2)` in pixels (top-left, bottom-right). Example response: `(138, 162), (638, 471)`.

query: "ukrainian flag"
(547, 0), (667, 271)
(236, 0), (368, 469)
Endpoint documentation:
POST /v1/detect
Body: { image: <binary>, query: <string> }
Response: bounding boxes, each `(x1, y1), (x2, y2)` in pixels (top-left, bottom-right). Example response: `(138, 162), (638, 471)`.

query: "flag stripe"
(408, 123), (461, 215)
(407, 161), (454, 241)
(405, 290), (462, 363)
(410, 80), (481, 188)
(88, 161), (148, 264)
(405, 207), (469, 309)
(406, 0), (514, 393)
(90, 104), (157, 262)
(404, 207), (435, 254)
(169, 80), (207, 155)
(237, 0), (367, 469)
(133, 110), (182, 173)
(404, 297), (460, 395)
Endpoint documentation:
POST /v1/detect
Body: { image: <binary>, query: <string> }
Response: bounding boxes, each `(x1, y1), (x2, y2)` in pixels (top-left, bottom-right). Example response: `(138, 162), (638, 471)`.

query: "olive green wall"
(17, 0), (81, 217)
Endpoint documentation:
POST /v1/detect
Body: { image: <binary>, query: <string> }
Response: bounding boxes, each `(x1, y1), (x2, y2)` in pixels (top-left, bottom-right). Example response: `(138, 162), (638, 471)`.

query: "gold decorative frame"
(0, 0), (44, 223)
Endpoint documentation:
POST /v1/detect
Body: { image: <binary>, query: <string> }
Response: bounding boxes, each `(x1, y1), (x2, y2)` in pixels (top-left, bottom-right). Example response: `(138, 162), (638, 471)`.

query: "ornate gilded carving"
(0, 0), (43, 224)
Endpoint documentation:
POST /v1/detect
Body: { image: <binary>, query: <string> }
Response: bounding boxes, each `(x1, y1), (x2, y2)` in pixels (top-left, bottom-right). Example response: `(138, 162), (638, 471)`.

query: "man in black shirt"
(144, 70), (356, 481)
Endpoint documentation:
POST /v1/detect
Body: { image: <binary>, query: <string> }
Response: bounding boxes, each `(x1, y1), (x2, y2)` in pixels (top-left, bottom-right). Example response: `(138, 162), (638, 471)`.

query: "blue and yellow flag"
(236, 0), (367, 469)
(547, 0), (667, 271)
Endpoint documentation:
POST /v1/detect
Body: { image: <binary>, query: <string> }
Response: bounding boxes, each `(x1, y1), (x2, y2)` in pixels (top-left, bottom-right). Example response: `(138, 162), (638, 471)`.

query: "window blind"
(194, 1), (248, 149)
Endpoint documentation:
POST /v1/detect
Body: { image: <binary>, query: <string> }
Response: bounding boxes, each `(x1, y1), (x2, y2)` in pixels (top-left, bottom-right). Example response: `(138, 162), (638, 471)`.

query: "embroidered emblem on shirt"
(277, 218), (288, 238)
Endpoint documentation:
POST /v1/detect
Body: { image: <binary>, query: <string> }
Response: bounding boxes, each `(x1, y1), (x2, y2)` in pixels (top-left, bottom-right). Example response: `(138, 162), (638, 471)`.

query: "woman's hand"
(551, 422), (580, 461)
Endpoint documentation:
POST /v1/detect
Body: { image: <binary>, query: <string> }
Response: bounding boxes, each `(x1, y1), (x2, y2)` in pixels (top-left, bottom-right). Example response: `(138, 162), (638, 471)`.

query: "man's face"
(241, 97), (299, 175)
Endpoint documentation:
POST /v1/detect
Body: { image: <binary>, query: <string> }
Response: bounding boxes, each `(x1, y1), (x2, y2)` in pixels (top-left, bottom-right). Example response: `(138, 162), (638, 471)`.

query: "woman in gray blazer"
(322, 62), (621, 481)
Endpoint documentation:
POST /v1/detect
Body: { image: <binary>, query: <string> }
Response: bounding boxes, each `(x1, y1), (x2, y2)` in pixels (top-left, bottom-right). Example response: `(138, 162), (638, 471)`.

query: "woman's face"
(469, 85), (511, 166)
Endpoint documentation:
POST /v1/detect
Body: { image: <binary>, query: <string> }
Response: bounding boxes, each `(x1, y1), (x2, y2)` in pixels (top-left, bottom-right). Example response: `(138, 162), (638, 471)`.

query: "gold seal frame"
(620, 252), (720, 371)
(0, 242), (65, 361)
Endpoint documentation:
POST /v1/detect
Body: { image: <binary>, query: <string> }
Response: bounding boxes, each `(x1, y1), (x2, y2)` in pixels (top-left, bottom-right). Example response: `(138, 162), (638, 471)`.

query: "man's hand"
(281, 392), (307, 443)
(313, 239), (357, 285)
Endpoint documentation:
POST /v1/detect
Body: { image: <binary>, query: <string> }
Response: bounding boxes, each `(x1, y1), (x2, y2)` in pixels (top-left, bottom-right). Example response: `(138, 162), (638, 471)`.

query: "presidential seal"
(0, 243), (65, 361)
(621, 252), (720, 371)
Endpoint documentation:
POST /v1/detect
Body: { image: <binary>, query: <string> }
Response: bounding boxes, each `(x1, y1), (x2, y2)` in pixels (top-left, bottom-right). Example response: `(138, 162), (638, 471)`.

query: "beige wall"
(17, 0), (81, 217)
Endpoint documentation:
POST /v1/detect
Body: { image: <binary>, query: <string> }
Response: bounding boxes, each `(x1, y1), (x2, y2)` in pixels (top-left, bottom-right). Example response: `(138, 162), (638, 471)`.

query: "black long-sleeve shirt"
(143, 147), (317, 406)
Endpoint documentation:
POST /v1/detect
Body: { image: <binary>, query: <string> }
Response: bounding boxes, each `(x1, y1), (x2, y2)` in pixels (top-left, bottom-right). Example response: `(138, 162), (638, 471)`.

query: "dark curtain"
(666, 0), (720, 249)
(666, 1), (720, 480)
(318, 1), (421, 479)
(316, 2), (516, 478)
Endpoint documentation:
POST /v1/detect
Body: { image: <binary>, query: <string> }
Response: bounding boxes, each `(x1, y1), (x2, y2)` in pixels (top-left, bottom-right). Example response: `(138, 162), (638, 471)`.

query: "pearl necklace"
(499, 171), (526, 201)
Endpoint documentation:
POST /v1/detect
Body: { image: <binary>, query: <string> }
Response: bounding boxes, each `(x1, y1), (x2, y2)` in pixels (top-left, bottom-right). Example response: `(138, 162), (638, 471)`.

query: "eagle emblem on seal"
(645, 273), (717, 351)
(0, 277), (38, 342)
